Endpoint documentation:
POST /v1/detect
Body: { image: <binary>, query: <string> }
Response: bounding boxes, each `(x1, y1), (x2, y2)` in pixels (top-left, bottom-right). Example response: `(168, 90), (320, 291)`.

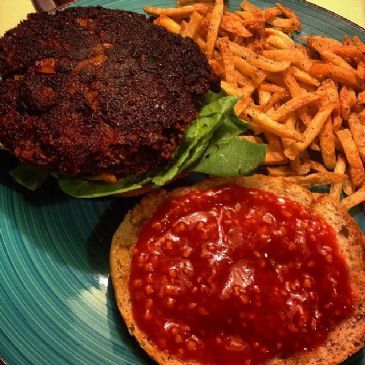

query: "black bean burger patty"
(0, 7), (219, 178)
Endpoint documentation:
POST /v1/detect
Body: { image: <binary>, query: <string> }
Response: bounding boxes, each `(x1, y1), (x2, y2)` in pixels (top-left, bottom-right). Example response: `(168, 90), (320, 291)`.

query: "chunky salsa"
(129, 185), (353, 365)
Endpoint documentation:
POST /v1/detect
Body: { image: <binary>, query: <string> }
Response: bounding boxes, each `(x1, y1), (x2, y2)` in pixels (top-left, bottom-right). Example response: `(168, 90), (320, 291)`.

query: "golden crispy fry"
(330, 45), (364, 61)
(208, 59), (224, 75)
(348, 113), (365, 162)
(310, 63), (362, 89)
(336, 129), (365, 187)
(265, 28), (294, 43)
(261, 91), (290, 113)
(332, 110), (343, 132)
(266, 35), (294, 50)
(246, 107), (303, 141)
(285, 104), (335, 159)
(270, 93), (320, 122)
(220, 37), (236, 85)
(221, 81), (247, 97)
(228, 42), (290, 72)
(234, 97), (252, 117)
(145, 5), (198, 16)
(358, 91), (365, 105)
(233, 56), (267, 85)
(290, 66), (320, 87)
(275, 3), (301, 32)
(261, 7), (282, 21)
(309, 160), (328, 173)
(330, 154), (346, 201)
(154, 15), (181, 33)
(261, 49), (312, 72)
(339, 85), (357, 121)
(205, 0), (224, 58)
(259, 83), (286, 93)
(306, 35), (342, 49)
(181, 11), (203, 38)
(341, 186), (365, 210)
(263, 132), (288, 165)
(279, 173), (346, 187)
(267, 18), (299, 33)
(357, 62), (365, 81)
(319, 115), (336, 170)
(240, 0), (261, 13)
(343, 176), (355, 196)
(312, 45), (355, 72)
(220, 13), (252, 37)
(267, 166), (296, 176)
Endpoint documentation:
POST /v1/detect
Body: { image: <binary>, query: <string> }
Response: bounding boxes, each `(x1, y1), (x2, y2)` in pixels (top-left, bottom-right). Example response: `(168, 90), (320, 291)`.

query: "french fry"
(262, 7), (282, 21)
(310, 63), (362, 89)
(262, 132), (288, 165)
(290, 66), (320, 87)
(336, 129), (365, 187)
(270, 93), (321, 122)
(267, 166), (297, 176)
(285, 104), (335, 159)
(205, 0), (224, 58)
(309, 160), (328, 173)
(145, 5), (196, 16)
(266, 35), (294, 50)
(209, 59), (224, 75)
(259, 83), (286, 93)
(260, 91), (289, 113)
(233, 56), (265, 84)
(339, 85), (357, 120)
(358, 91), (365, 105)
(220, 13), (253, 38)
(261, 49), (312, 72)
(221, 81), (247, 97)
(330, 154), (346, 201)
(181, 11), (203, 38)
(343, 176), (355, 196)
(319, 115), (336, 170)
(312, 45), (355, 72)
(246, 107), (303, 141)
(348, 113), (365, 162)
(279, 172), (346, 187)
(341, 185), (365, 210)
(265, 27), (294, 46)
(275, 3), (301, 32)
(154, 15), (181, 33)
(220, 37), (236, 85)
(234, 97), (252, 117)
(228, 42), (290, 72)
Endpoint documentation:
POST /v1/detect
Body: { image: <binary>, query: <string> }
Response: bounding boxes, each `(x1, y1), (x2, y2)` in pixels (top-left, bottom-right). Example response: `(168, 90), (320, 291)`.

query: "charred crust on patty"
(0, 7), (219, 178)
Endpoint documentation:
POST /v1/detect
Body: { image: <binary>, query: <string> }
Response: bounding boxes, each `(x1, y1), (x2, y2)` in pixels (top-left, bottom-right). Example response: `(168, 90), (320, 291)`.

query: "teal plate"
(0, 1), (364, 364)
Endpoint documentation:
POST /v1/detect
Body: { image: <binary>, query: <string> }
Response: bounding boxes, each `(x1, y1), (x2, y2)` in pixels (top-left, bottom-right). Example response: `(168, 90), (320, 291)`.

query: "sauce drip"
(129, 185), (353, 365)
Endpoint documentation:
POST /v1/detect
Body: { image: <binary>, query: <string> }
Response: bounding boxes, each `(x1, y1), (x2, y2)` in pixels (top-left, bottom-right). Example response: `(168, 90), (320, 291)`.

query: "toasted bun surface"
(110, 175), (365, 365)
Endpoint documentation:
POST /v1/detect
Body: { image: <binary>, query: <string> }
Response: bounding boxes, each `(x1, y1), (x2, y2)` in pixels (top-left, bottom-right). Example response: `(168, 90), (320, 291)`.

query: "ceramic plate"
(1, 1), (364, 364)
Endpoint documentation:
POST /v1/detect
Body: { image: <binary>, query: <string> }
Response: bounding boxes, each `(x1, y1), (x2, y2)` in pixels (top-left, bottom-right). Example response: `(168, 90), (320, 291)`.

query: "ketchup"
(129, 185), (353, 365)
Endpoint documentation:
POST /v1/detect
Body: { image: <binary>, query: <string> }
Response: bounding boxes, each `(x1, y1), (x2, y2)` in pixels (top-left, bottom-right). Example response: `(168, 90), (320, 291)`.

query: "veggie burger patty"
(0, 7), (219, 178)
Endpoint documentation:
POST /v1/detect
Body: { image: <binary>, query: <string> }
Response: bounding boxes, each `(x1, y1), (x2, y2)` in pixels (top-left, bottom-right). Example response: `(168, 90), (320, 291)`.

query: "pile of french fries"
(145, 0), (365, 211)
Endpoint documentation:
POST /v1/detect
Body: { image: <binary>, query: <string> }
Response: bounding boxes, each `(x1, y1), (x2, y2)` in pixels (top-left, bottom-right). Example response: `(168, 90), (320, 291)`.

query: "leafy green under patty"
(10, 91), (266, 198)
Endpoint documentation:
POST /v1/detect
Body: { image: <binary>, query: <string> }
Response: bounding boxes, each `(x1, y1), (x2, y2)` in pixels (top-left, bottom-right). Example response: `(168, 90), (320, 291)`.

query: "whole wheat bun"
(110, 174), (365, 365)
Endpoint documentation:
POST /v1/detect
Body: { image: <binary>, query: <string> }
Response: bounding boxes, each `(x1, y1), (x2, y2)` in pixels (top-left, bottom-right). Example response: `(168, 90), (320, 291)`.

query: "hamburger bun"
(110, 175), (365, 365)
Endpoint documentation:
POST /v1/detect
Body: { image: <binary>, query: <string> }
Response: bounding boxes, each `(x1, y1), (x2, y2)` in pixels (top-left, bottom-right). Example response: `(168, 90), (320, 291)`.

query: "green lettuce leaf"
(58, 175), (151, 198)
(192, 137), (266, 176)
(10, 164), (48, 191)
